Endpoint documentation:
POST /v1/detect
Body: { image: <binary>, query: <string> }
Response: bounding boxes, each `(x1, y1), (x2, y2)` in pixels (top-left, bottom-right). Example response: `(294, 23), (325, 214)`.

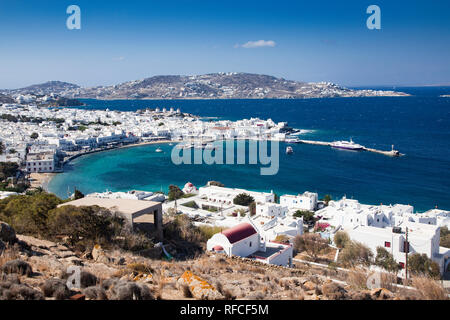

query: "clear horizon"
(1, 0), (449, 89)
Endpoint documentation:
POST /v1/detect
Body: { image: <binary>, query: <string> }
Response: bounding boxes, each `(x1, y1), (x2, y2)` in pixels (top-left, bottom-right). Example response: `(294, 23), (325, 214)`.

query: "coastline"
(45, 139), (174, 193)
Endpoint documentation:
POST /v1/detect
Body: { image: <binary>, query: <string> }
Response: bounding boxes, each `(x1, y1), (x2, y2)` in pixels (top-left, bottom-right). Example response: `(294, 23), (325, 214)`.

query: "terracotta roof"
(222, 223), (257, 244)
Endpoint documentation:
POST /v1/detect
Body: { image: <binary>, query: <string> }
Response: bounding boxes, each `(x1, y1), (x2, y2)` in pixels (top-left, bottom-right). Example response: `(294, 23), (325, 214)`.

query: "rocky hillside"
(1, 81), (80, 96)
(2, 73), (409, 100)
(1, 221), (444, 301)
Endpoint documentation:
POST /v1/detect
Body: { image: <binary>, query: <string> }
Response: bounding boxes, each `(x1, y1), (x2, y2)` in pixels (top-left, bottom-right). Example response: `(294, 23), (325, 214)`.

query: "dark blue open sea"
(48, 87), (450, 212)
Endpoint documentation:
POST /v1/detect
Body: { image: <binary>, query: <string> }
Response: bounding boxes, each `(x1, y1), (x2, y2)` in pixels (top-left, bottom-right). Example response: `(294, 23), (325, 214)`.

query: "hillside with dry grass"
(1, 220), (448, 300)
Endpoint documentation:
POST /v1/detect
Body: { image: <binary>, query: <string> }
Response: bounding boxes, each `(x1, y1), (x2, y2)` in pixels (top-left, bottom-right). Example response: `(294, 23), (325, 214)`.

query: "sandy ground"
(29, 172), (57, 190)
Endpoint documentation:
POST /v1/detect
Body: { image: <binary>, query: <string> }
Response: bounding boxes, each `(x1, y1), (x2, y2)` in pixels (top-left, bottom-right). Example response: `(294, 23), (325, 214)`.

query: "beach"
(29, 172), (57, 191)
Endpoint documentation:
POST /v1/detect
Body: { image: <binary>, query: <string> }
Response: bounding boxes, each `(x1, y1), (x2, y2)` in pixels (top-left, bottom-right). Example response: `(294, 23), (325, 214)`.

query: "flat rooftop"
(59, 197), (161, 215)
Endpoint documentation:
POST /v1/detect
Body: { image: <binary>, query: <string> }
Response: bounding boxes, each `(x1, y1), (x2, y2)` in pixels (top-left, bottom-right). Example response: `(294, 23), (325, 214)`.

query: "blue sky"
(1, 0), (449, 88)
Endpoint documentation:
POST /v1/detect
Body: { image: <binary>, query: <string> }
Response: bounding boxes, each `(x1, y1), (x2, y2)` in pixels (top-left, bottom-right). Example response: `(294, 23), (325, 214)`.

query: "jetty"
(297, 140), (402, 157)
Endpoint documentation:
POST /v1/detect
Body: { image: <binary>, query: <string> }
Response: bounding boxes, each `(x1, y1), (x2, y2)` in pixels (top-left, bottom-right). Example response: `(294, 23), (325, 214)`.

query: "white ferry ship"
(330, 138), (364, 151)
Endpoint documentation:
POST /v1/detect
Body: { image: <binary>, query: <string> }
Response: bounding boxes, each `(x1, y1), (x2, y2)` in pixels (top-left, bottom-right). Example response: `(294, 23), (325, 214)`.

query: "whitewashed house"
(199, 185), (275, 206)
(280, 191), (318, 211)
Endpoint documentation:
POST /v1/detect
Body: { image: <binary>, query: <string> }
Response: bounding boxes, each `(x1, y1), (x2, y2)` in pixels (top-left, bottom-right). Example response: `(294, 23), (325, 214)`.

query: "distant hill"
(2, 73), (410, 100)
(3, 81), (80, 96)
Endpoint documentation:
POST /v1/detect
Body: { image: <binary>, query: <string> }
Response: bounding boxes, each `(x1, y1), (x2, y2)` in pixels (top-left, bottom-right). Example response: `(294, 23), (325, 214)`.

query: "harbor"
(297, 139), (402, 157)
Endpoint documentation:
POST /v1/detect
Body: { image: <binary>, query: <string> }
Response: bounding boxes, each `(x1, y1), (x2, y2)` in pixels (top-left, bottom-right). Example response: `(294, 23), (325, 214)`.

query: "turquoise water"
(48, 87), (450, 211)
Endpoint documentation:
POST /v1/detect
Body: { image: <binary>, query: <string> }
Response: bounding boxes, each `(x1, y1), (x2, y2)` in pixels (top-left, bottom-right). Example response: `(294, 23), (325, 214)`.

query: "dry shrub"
(83, 286), (108, 300)
(347, 267), (369, 289)
(411, 277), (448, 300)
(1, 259), (32, 276)
(40, 278), (70, 299)
(0, 246), (19, 267)
(127, 262), (153, 274)
(379, 272), (398, 293)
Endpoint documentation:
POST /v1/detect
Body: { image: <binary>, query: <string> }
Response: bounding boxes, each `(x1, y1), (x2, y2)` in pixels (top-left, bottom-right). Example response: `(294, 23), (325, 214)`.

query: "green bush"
(408, 253), (440, 279)
(293, 210), (315, 224)
(440, 226), (450, 248)
(233, 193), (254, 206)
(375, 246), (399, 273)
(46, 205), (124, 249)
(0, 192), (62, 235)
(168, 185), (184, 201)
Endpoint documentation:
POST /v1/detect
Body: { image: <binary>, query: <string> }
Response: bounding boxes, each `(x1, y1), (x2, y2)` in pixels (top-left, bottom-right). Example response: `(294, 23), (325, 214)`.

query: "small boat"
(286, 146), (293, 154)
(330, 138), (364, 151)
(285, 138), (300, 143)
(155, 147), (163, 153)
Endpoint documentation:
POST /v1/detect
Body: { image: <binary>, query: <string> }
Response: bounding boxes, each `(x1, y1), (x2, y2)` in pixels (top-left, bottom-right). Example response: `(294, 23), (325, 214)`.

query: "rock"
(0, 221), (16, 244)
(302, 281), (317, 291)
(350, 290), (372, 300)
(92, 244), (110, 263)
(370, 288), (394, 300)
(177, 270), (223, 300)
(16, 234), (56, 249)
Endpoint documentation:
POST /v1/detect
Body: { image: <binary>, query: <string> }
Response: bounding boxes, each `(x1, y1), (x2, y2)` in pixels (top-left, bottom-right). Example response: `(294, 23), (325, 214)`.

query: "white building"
(316, 197), (450, 275)
(256, 203), (288, 218)
(206, 220), (293, 266)
(86, 190), (166, 202)
(198, 185), (275, 206)
(25, 151), (56, 173)
(280, 191), (318, 211)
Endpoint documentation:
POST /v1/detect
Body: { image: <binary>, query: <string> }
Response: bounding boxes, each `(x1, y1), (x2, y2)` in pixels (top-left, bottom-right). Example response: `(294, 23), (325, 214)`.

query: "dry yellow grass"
(411, 277), (448, 300)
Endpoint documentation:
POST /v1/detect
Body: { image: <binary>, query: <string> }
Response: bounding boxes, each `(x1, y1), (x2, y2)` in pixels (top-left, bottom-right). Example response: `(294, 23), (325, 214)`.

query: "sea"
(47, 87), (450, 212)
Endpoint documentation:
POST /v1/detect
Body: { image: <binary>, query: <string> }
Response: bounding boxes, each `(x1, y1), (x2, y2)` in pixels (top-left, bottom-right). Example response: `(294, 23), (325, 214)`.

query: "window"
(384, 241), (391, 248)
(249, 242), (252, 247)
(399, 262), (405, 269)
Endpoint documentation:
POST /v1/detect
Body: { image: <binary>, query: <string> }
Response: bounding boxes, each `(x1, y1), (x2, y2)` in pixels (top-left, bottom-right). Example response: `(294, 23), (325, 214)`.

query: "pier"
(297, 140), (402, 157)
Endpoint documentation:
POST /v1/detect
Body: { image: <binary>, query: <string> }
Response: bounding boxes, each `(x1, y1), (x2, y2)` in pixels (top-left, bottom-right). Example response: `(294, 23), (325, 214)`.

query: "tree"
(440, 226), (450, 248)
(375, 247), (399, 273)
(47, 205), (124, 248)
(233, 193), (255, 206)
(0, 141), (4, 155)
(30, 132), (39, 139)
(0, 192), (62, 235)
(408, 253), (440, 279)
(168, 184), (184, 201)
(333, 231), (350, 249)
(322, 194), (332, 206)
(74, 188), (84, 200)
(338, 241), (373, 267)
(248, 201), (256, 216)
(293, 233), (328, 261)
(293, 210), (315, 224)
(0, 162), (19, 181)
